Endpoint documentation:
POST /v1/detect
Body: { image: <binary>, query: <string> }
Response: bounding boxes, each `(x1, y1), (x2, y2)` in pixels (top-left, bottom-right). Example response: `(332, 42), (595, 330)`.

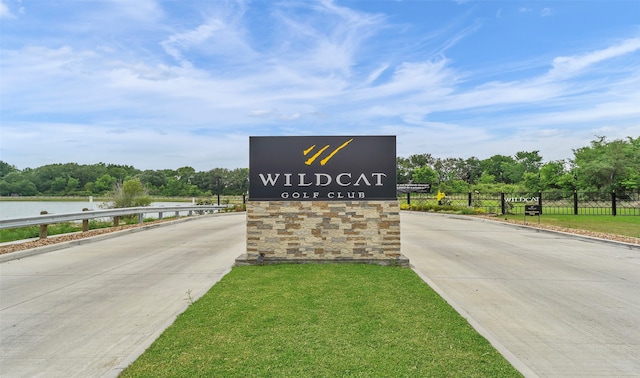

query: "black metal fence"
(400, 191), (640, 216)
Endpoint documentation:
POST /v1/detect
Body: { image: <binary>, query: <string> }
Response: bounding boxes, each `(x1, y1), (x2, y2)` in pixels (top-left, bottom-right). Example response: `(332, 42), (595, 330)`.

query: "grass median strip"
(121, 264), (521, 377)
(510, 214), (640, 238)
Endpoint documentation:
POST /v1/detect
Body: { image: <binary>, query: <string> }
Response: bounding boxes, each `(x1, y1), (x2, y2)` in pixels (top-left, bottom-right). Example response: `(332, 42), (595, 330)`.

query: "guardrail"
(0, 205), (230, 238)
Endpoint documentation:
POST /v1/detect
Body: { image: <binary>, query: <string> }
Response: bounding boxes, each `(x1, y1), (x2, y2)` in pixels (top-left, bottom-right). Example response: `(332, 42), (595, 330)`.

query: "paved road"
(2, 211), (639, 377)
(0, 213), (246, 378)
(402, 212), (640, 378)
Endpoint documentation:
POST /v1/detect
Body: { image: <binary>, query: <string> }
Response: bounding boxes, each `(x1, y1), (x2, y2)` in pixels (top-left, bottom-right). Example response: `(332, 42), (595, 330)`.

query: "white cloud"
(540, 8), (554, 17)
(547, 37), (640, 80)
(0, 0), (14, 18)
(1, 1), (638, 170)
(161, 20), (226, 67)
(248, 109), (276, 118)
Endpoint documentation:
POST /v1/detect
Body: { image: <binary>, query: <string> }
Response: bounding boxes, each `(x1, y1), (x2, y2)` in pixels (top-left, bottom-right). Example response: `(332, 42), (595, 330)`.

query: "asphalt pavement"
(1, 211), (639, 377)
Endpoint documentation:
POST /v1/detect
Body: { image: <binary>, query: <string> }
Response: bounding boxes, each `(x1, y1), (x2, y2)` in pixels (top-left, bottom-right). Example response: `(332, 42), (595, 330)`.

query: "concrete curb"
(234, 253), (410, 267)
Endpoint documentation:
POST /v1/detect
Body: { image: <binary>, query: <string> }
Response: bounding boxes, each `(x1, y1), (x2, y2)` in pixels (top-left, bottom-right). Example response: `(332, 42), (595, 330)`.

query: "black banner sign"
(525, 204), (541, 216)
(249, 136), (396, 201)
(396, 183), (432, 194)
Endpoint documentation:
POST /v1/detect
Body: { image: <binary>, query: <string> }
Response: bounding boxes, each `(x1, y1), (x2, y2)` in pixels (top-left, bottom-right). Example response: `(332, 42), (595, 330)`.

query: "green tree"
(412, 166), (437, 184)
(439, 179), (470, 193)
(620, 136), (640, 192)
(0, 171), (38, 196)
(459, 157), (482, 184)
(66, 177), (80, 195)
(93, 174), (116, 194)
(477, 172), (496, 184)
(50, 177), (68, 195)
(176, 166), (196, 183)
(225, 168), (249, 195)
(515, 151), (543, 174)
(160, 177), (202, 196)
(572, 136), (638, 192)
(108, 178), (151, 208)
(106, 164), (139, 182)
(396, 157), (412, 184)
(480, 155), (518, 184)
(433, 158), (456, 184)
(139, 170), (168, 189)
(0, 161), (17, 178)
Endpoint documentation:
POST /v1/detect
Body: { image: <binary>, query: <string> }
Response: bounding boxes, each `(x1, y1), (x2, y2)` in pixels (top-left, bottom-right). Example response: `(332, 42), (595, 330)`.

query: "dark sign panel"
(249, 136), (396, 201)
(396, 183), (432, 194)
(525, 204), (541, 216)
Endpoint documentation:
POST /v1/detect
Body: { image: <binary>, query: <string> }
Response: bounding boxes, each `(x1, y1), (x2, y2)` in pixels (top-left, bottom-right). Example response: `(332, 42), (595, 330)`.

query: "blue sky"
(1, 0), (638, 171)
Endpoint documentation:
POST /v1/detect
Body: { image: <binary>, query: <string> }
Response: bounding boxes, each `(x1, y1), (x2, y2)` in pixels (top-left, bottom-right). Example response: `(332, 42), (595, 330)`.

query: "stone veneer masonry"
(244, 200), (401, 262)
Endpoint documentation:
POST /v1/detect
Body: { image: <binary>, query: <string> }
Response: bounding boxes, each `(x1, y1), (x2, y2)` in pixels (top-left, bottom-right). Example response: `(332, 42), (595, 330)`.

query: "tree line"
(0, 162), (248, 198)
(1, 136), (638, 198)
(399, 136), (639, 195)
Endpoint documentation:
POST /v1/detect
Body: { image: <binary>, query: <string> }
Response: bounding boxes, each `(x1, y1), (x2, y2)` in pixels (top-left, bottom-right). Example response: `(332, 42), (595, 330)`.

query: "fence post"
(82, 208), (89, 232)
(501, 192), (506, 215)
(573, 191), (578, 215)
(138, 213), (144, 224)
(39, 210), (48, 239)
(468, 192), (472, 207)
(538, 192), (543, 215)
(113, 216), (119, 227)
(407, 192), (411, 205)
(611, 191), (617, 216)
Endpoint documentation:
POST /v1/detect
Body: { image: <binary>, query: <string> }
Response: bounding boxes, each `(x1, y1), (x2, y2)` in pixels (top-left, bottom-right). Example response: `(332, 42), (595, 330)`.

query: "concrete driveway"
(0, 213), (246, 378)
(401, 211), (640, 378)
(2, 210), (639, 377)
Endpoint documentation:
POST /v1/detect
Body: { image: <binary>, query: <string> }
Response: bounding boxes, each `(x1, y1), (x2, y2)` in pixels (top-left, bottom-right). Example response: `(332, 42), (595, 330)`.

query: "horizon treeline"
(1, 136), (638, 197)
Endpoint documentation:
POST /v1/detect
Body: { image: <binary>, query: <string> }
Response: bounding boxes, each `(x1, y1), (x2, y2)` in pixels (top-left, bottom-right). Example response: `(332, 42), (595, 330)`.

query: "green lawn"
(502, 214), (640, 238)
(121, 264), (522, 377)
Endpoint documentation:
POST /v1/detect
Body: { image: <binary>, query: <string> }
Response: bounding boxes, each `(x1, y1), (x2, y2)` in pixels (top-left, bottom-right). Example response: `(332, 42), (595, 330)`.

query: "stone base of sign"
(234, 254), (409, 267)
(238, 200), (405, 266)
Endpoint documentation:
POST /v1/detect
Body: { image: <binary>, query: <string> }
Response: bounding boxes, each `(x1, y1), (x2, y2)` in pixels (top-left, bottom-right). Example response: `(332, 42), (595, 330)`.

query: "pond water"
(0, 200), (193, 220)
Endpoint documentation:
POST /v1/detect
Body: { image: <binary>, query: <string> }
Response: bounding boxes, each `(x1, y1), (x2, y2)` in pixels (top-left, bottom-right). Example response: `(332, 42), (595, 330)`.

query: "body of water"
(0, 200), (193, 220)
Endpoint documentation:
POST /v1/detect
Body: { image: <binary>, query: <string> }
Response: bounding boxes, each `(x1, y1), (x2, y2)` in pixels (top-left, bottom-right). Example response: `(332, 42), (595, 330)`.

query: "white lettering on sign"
(505, 197), (539, 203)
(259, 173), (280, 186)
(259, 173), (387, 188)
(280, 191), (363, 199)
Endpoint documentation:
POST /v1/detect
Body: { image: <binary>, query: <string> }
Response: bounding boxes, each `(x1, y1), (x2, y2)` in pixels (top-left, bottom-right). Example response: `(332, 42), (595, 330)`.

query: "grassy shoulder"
(401, 205), (639, 240)
(500, 214), (640, 239)
(0, 220), (111, 243)
(0, 217), (163, 243)
(121, 264), (521, 378)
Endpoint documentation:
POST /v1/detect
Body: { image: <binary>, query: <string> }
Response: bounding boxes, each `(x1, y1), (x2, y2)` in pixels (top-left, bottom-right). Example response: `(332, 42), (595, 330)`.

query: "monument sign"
(238, 136), (406, 266)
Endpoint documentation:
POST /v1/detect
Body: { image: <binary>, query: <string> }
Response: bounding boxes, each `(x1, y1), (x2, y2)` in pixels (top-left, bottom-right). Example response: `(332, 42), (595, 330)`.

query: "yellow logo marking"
(305, 145), (330, 165)
(303, 145), (316, 156)
(304, 138), (354, 166)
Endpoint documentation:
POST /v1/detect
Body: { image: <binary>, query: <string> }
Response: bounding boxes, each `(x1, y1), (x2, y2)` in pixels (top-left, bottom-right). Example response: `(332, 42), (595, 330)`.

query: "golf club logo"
(303, 138), (353, 166)
(249, 136), (395, 201)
